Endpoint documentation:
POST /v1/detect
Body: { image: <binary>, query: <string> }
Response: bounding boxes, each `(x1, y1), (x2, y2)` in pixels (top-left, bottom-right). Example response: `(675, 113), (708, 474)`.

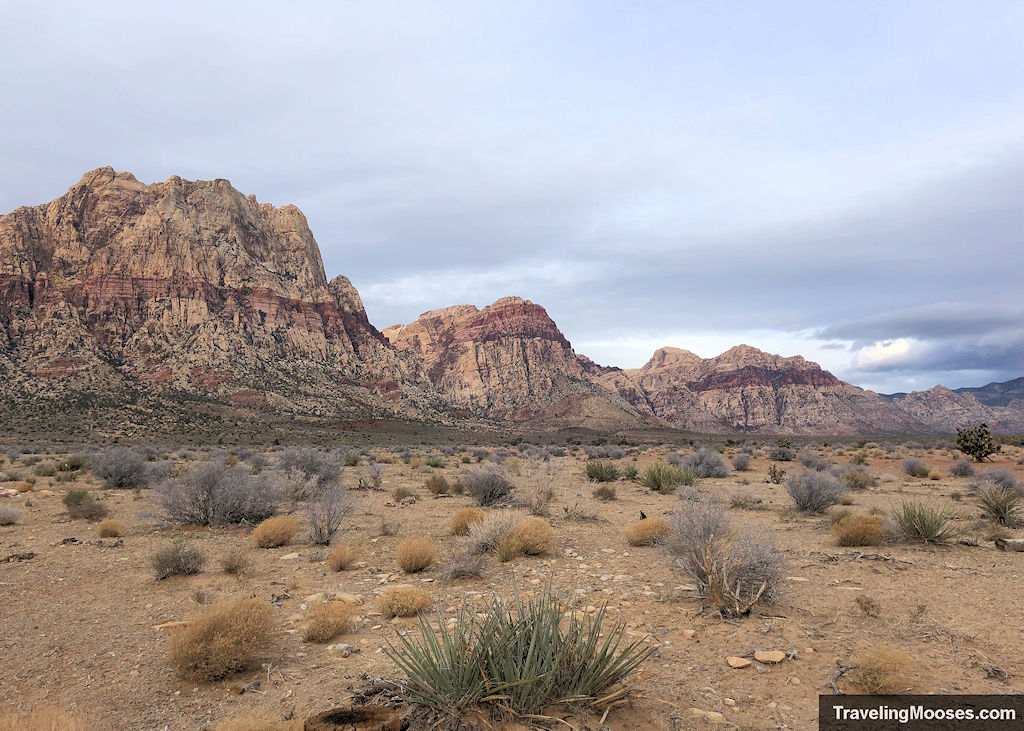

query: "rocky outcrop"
(383, 298), (654, 429)
(0, 167), (437, 423)
(889, 386), (1024, 433)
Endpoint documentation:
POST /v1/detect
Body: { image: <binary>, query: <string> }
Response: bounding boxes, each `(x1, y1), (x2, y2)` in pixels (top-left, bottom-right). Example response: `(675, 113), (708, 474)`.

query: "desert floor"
(1, 441), (1022, 730)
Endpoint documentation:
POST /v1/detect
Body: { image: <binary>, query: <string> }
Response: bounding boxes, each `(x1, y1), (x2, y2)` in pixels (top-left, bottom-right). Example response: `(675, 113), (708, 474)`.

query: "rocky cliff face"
(0, 167), (435, 422)
(889, 386), (1024, 433)
(382, 298), (654, 429)
(596, 345), (934, 434)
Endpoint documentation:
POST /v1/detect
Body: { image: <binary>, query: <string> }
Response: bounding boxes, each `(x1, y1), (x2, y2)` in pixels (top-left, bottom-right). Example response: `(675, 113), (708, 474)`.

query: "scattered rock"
(328, 643), (361, 657)
(280, 552), (300, 560)
(754, 650), (787, 664)
(688, 708), (727, 723)
(681, 629), (696, 639)
(727, 656), (751, 669)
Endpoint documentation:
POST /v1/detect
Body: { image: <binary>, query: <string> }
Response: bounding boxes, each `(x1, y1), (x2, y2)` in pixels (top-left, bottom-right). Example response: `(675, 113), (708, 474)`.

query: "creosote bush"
(847, 645), (913, 694)
(0, 506), (21, 526)
(152, 542), (206, 580)
(902, 458), (930, 478)
(158, 462), (278, 526)
(62, 489), (108, 521)
(327, 543), (357, 571)
(424, 473), (450, 496)
(786, 471), (845, 513)
(388, 587), (655, 721)
(448, 507), (486, 536)
(839, 466), (876, 490)
(90, 447), (149, 488)
(732, 454), (751, 471)
(396, 536), (438, 572)
(303, 601), (356, 643)
(167, 598), (275, 681)
(951, 460), (975, 477)
(461, 469), (514, 506)
(684, 447), (729, 478)
(377, 586), (432, 618)
(622, 517), (670, 546)
(584, 461), (619, 482)
(668, 501), (783, 617)
(252, 516), (300, 548)
(831, 514), (883, 546)
(97, 518), (124, 538)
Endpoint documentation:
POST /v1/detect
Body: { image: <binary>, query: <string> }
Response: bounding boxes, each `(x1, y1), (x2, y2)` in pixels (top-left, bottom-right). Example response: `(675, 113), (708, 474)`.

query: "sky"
(1, 1), (1023, 394)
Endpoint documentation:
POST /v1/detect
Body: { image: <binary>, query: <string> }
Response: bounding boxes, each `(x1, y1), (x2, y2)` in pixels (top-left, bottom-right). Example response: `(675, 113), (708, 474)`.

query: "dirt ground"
(1, 441), (1022, 730)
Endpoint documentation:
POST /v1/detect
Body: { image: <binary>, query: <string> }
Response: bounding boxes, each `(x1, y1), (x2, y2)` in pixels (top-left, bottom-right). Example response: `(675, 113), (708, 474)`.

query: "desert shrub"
(396, 537), (438, 572)
(786, 471), (845, 513)
(639, 463), (687, 493)
(584, 461), (619, 482)
(986, 468), (1020, 492)
(96, 518), (124, 537)
(0, 506), (21, 525)
(377, 586), (432, 617)
(424, 455), (446, 468)
(831, 514), (883, 546)
(732, 454), (751, 471)
(343, 453), (360, 467)
(214, 713), (298, 731)
(365, 462), (385, 488)
(277, 448), (341, 486)
(439, 552), (488, 580)
(167, 598), (275, 680)
(977, 486), (1022, 526)
(506, 517), (555, 556)
(389, 587), (654, 721)
(729, 494), (766, 510)
(424, 473), (450, 496)
(158, 463), (278, 526)
(799, 449), (826, 471)
(62, 489), (108, 520)
(152, 542), (206, 580)
(684, 447), (728, 478)
(461, 469), (513, 506)
(950, 460), (975, 477)
(34, 460), (57, 477)
(851, 452), (868, 465)
(668, 501), (783, 617)
(303, 601), (355, 643)
(666, 451), (683, 466)
(890, 502), (956, 544)
(466, 511), (518, 554)
(220, 549), (248, 575)
(767, 464), (786, 484)
(768, 445), (794, 461)
(469, 448), (489, 462)
(0, 707), (90, 731)
(392, 485), (416, 502)
(956, 423), (997, 463)
(592, 483), (616, 501)
(902, 458), (930, 478)
(252, 516), (300, 548)
(305, 484), (352, 545)
(847, 645), (913, 694)
(448, 507), (486, 536)
(326, 542), (358, 571)
(90, 447), (149, 488)
(622, 517), (670, 546)
(839, 467), (876, 491)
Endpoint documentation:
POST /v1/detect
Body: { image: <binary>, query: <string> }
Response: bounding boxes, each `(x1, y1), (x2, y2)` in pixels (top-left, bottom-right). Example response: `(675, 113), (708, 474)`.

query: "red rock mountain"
(0, 167), (437, 424)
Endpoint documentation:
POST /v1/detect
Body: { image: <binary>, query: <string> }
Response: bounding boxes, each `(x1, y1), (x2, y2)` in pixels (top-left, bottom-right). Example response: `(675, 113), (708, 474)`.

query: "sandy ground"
(1, 442), (1022, 730)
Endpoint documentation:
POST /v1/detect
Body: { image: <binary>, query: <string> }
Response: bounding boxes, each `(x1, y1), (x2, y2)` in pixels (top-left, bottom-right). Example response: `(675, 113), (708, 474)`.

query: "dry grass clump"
(507, 517), (555, 556)
(396, 536), (438, 572)
(0, 506), (21, 526)
(592, 484), (617, 501)
(466, 511), (517, 554)
(0, 706), (89, 730)
(152, 542), (206, 580)
(62, 489), (108, 521)
(252, 516), (299, 548)
(392, 485), (416, 502)
(220, 549), (249, 575)
(168, 598), (275, 681)
(327, 542), (358, 571)
(14, 481), (33, 493)
(303, 601), (356, 643)
(214, 712), (300, 731)
(847, 644), (913, 693)
(831, 514), (883, 546)
(377, 586), (432, 618)
(928, 471), (942, 481)
(448, 507), (486, 535)
(96, 518), (124, 537)
(622, 517), (670, 546)
(424, 473), (450, 496)
(439, 552), (488, 580)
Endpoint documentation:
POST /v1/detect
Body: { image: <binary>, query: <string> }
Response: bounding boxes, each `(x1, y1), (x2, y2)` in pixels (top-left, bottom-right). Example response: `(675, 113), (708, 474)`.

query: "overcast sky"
(2, 1), (1023, 393)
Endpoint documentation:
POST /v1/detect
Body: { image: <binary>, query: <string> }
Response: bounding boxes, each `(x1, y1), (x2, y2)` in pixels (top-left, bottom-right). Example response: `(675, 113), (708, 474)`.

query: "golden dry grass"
(448, 507), (486, 535)
(831, 514), (883, 547)
(376, 586), (432, 618)
(252, 516), (299, 549)
(0, 706), (89, 731)
(96, 518), (124, 537)
(220, 549), (248, 575)
(395, 536), (438, 573)
(848, 644), (913, 693)
(14, 481), (33, 493)
(326, 542), (357, 571)
(302, 601), (356, 644)
(622, 517), (669, 546)
(214, 712), (302, 731)
(167, 598), (275, 681)
(500, 517), (555, 559)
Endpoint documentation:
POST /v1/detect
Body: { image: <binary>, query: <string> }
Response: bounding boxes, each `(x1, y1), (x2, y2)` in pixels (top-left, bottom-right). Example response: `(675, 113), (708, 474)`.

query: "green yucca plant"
(638, 463), (692, 492)
(387, 586), (655, 722)
(977, 486), (1022, 527)
(621, 464), (639, 481)
(584, 460), (620, 482)
(890, 501), (957, 544)
(424, 455), (447, 468)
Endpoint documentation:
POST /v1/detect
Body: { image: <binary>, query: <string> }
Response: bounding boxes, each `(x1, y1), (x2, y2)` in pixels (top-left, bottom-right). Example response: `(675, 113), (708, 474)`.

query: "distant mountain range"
(2, 168), (1021, 437)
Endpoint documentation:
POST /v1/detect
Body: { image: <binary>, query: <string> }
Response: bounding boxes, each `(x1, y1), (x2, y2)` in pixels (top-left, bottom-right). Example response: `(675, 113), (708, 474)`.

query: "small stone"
(803, 647), (815, 655)
(785, 576), (809, 582)
(727, 656), (751, 669)
(333, 593), (362, 605)
(280, 552), (300, 560)
(681, 629), (696, 638)
(304, 593), (324, 603)
(754, 650), (787, 664)
(328, 643), (360, 657)
(789, 677), (801, 685)
(723, 698), (736, 707)
(689, 708), (727, 723)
